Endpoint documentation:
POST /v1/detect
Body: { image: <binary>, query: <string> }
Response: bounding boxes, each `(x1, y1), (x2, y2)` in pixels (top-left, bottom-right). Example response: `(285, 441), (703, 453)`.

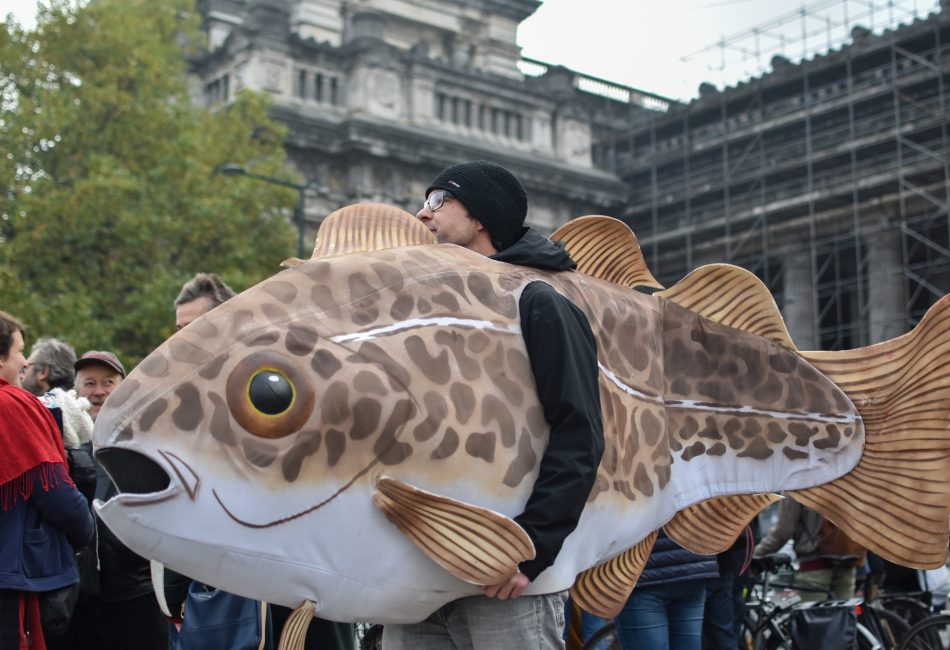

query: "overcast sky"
(4, 0), (940, 100)
(518, 0), (940, 100)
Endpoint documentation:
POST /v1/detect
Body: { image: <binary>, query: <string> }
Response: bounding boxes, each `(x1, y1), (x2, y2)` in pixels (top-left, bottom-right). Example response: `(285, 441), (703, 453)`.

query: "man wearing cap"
(75, 350), (169, 650)
(75, 351), (125, 421)
(383, 161), (605, 650)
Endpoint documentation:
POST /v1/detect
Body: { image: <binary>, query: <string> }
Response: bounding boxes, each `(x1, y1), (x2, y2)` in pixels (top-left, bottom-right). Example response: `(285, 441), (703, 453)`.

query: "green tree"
(1, 0), (299, 365)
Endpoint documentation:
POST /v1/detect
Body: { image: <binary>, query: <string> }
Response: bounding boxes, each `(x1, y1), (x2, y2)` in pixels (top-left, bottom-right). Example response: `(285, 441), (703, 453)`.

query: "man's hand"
(479, 571), (530, 600)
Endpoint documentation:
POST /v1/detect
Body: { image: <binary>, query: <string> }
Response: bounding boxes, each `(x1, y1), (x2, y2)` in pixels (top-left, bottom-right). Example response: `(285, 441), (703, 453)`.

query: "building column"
(782, 248), (818, 350)
(866, 221), (906, 343)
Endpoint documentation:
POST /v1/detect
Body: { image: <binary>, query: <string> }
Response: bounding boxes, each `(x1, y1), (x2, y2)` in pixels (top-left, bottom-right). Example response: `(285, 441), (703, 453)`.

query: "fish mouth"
(96, 447), (199, 503)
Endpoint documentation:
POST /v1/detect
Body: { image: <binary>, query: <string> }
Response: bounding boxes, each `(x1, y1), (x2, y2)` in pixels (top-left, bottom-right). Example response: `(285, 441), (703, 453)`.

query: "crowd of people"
(0, 160), (917, 650)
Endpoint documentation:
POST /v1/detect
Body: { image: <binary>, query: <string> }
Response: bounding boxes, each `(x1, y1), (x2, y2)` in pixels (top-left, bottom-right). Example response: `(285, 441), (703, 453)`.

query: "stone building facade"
(193, 0), (664, 238)
(193, 0), (950, 350)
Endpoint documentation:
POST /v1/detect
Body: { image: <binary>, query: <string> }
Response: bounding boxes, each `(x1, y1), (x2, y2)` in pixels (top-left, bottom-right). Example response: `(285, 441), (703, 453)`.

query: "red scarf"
(0, 378), (72, 511)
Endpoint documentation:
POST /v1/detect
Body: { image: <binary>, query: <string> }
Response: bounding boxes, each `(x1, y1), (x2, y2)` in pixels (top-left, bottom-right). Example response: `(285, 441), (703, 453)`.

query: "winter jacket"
(753, 497), (823, 563)
(492, 228), (605, 580)
(0, 380), (95, 592)
(0, 468), (94, 592)
(636, 533), (720, 588)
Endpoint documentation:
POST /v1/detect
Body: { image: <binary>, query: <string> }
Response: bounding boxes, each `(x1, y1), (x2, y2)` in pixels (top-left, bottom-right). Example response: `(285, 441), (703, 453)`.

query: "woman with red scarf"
(0, 312), (94, 650)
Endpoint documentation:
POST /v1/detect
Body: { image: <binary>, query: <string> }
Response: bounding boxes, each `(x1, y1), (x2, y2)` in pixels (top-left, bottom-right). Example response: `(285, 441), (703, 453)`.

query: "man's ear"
(36, 364), (49, 381)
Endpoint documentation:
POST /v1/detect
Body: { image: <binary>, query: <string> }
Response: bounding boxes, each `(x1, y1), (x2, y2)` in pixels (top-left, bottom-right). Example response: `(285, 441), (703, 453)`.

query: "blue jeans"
(702, 573), (739, 650)
(383, 592), (567, 650)
(616, 581), (706, 650)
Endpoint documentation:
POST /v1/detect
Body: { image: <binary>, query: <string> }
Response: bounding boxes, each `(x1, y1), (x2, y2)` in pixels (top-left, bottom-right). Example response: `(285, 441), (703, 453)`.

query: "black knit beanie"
(425, 160), (527, 251)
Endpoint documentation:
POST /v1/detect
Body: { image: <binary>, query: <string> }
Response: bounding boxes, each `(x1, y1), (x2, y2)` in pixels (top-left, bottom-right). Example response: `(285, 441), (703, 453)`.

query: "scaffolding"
(608, 0), (949, 350)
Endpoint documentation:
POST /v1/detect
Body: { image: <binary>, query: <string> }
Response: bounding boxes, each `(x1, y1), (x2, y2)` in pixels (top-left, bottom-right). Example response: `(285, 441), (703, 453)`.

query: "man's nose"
(416, 206), (430, 220)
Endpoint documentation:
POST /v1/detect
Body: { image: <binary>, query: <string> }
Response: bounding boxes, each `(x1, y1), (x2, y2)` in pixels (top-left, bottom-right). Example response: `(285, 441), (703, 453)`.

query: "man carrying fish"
(90, 156), (950, 645)
(382, 161), (606, 649)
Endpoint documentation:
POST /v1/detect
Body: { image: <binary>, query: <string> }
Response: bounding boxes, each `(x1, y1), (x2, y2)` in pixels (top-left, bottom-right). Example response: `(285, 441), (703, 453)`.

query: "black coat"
(493, 228), (605, 580)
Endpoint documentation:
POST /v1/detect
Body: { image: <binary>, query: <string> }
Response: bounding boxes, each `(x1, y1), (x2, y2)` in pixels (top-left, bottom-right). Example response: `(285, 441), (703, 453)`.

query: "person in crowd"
(20, 336), (76, 396)
(615, 532), (719, 650)
(74, 350), (171, 650)
(20, 337), (98, 650)
(21, 337), (95, 453)
(0, 311), (95, 650)
(702, 525), (755, 650)
(753, 497), (865, 601)
(382, 160), (605, 650)
(174, 272), (236, 330)
(74, 351), (124, 422)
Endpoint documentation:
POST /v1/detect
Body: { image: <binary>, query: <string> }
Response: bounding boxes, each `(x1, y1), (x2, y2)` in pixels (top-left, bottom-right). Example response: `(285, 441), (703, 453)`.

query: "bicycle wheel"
(582, 620), (621, 650)
(865, 605), (912, 649)
(899, 613), (950, 650)
(881, 597), (935, 629)
(354, 622), (383, 650)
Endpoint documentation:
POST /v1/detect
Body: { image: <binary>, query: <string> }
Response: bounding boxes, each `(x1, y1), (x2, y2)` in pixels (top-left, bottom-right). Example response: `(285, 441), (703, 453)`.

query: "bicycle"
(898, 611), (950, 650)
(354, 622), (383, 650)
(741, 553), (904, 649)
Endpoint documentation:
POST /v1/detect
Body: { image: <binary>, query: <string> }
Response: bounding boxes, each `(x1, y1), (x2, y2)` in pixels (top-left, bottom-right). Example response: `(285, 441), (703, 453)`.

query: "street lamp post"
(218, 163), (312, 259)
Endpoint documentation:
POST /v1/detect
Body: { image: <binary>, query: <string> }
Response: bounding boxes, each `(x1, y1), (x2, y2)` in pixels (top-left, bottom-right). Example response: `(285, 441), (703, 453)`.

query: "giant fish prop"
(93, 204), (950, 625)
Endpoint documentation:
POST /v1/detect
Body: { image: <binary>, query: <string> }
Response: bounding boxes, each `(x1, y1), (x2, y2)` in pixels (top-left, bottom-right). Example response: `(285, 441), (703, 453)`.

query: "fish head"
(91, 257), (432, 598)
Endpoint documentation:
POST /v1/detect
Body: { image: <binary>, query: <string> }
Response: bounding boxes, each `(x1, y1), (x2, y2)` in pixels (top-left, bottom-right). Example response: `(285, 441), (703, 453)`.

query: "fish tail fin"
(796, 296), (950, 568)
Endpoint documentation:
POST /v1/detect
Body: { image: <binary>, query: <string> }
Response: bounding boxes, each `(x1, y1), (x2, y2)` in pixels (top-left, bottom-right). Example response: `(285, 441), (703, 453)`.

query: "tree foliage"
(1, 0), (299, 365)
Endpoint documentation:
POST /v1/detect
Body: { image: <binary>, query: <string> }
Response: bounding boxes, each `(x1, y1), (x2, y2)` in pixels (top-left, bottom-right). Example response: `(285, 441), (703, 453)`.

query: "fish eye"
(226, 351), (314, 439)
(248, 371), (294, 415)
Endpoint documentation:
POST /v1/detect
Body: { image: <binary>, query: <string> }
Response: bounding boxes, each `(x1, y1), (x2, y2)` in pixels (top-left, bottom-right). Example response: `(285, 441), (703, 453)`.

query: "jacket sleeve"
(30, 465), (95, 548)
(513, 281), (604, 580)
(753, 497), (800, 557)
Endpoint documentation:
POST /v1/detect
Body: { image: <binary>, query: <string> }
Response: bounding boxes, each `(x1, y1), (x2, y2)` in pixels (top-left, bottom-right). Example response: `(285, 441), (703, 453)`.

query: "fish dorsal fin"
(569, 531), (658, 619)
(550, 215), (664, 290)
(310, 202), (436, 259)
(372, 476), (535, 586)
(664, 494), (782, 555)
(656, 264), (797, 349)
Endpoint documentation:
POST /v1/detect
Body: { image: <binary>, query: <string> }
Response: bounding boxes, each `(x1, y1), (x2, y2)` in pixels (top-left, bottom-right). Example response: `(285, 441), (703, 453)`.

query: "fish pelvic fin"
(550, 216), (664, 291)
(569, 531), (658, 620)
(794, 297), (950, 569)
(310, 203), (435, 259)
(664, 494), (783, 555)
(656, 264), (797, 349)
(372, 476), (535, 586)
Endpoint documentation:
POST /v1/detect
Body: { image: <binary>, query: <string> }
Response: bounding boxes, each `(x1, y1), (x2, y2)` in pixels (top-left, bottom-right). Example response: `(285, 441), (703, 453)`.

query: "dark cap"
(75, 350), (126, 378)
(426, 160), (527, 251)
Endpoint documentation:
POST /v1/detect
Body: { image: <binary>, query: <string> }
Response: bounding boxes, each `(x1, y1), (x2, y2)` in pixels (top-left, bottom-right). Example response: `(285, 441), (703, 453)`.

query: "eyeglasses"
(422, 190), (453, 213)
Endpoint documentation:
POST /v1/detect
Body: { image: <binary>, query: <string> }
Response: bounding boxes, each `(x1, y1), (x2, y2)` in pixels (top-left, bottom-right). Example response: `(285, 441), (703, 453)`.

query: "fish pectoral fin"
(656, 264), (797, 349)
(664, 493), (782, 555)
(310, 203), (436, 259)
(550, 215), (664, 290)
(570, 531), (658, 620)
(372, 476), (535, 586)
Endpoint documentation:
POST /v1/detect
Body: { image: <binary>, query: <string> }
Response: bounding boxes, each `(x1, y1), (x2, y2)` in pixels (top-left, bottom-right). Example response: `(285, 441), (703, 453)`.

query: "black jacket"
(95, 469), (156, 603)
(492, 228), (605, 580)
(636, 533), (719, 588)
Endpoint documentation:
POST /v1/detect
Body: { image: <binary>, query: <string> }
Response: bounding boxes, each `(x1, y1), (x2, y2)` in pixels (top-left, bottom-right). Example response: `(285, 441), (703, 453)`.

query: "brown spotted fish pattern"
(93, 227), (950, 624)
